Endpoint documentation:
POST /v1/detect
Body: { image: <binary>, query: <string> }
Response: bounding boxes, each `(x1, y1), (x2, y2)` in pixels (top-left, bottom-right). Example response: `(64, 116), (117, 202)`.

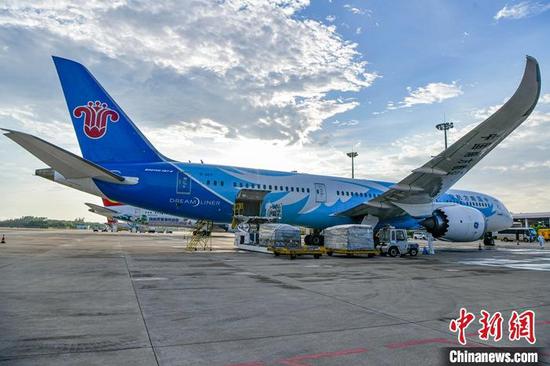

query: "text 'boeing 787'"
(2, 56), (541, 244)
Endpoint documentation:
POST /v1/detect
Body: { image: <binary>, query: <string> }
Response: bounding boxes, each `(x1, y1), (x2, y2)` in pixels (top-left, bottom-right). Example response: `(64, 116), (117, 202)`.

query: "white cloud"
(325, 15), (336, 22)
(387, 82), (463, 110)
(332, 119), (359, 127)
(540, 93), (550, 104)
(0, 0), (378, 144)
(494, 1), (550, 20)
(343, 4), (369, 15)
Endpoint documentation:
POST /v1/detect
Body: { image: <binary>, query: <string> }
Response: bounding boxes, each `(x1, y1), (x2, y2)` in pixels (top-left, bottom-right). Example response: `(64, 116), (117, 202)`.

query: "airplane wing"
(337, 55), (541, 218)
(2, 129), (134, 184)
(85, 202), (118, 217)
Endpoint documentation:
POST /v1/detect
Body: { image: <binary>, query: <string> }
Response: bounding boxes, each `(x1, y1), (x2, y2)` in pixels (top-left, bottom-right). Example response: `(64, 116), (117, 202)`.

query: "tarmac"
(0, 228), (548, 365)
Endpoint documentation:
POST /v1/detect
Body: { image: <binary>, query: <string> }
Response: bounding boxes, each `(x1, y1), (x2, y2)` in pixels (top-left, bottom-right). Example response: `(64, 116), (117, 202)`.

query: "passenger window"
(263, 184), (266, 189)
(269, 185), (272, 190)
(307, 188), (310, 193)
(213, 180), (217, 186)
(206, 180), (210, 185)
(301, 188), (305, 192)
(291, 187), (294, 192)
(221, 181), (224, 186)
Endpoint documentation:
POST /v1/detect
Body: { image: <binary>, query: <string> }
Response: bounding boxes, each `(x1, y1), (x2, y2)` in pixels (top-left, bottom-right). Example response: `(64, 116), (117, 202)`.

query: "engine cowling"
(421, 205), (486, 242)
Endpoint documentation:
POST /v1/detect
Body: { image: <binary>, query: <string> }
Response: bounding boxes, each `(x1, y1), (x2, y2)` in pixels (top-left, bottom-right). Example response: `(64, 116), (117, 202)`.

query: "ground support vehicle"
(377, 226), (419, 257)
(268, 245), (323, 259)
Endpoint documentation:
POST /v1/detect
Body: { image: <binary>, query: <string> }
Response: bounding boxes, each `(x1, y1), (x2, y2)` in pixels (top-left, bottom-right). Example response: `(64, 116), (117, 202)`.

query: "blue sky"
(0, 0), (549, 220)
(303, 0), (550, 145)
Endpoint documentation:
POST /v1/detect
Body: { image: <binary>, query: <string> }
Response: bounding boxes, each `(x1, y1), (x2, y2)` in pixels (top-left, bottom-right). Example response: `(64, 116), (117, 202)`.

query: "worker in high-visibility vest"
(537, 234), (545, 249)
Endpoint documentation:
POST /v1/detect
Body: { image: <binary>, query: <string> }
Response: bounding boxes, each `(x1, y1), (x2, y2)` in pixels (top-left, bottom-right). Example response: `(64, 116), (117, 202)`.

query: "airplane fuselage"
(92, 161), (513, 233)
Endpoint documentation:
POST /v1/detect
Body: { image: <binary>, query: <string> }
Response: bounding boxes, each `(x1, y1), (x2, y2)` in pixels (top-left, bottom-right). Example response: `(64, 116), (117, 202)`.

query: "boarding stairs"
(186, 219), (213, 251)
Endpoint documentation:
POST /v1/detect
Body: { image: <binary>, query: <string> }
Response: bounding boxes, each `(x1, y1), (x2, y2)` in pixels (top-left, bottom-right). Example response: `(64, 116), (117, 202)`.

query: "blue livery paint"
(53, 57), (513, 234)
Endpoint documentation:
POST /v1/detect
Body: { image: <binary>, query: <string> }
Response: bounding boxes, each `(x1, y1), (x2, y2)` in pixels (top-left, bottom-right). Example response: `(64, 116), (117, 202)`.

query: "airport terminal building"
(513, 212), (550, 228)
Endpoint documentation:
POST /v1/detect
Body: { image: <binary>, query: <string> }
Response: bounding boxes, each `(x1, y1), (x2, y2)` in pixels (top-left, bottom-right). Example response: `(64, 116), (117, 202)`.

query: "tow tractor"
(377, 226), (419, 257)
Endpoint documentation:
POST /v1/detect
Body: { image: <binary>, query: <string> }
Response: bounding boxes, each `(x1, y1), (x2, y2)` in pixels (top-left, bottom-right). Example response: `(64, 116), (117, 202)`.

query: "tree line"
(0, 216), (101, 229)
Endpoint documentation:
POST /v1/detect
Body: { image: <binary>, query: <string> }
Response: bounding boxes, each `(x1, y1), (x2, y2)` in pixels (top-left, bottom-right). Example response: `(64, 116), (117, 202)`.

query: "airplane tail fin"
(52, 56), (165, 164)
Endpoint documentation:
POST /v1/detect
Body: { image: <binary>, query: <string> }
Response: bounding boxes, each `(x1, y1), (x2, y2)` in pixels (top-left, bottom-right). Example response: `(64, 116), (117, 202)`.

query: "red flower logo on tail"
(73, 101), (120, 139)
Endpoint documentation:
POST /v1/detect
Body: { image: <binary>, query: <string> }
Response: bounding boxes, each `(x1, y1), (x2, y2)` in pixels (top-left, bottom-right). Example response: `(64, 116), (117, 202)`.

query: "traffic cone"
(478, 242), (482, 250)
(1, 235), (5, 244)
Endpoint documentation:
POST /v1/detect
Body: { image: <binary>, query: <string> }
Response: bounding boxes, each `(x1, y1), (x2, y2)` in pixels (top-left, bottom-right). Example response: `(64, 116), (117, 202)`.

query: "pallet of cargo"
(267, 245), (323, 259)
(324, 248), (379, 257)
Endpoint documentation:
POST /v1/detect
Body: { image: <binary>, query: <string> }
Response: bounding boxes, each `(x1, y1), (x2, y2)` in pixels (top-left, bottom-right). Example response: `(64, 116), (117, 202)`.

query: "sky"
(0, 0), (549, 221)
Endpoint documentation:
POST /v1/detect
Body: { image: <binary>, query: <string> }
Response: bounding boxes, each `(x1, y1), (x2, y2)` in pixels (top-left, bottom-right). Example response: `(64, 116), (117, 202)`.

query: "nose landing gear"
(483, 232), (495, 246)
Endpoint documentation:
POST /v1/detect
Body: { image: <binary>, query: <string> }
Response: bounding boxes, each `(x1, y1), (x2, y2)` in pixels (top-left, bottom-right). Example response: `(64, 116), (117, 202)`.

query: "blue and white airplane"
(3, 56), (541, 244)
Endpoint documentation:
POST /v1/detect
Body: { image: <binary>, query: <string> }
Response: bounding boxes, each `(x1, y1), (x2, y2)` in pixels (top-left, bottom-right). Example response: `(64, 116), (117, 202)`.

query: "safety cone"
(1, 235), (5, 244)
(478, 242), (482, 250)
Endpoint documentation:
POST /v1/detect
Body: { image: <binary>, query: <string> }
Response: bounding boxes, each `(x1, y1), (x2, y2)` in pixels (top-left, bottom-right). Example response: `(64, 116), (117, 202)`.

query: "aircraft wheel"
(311, 235), (324, 246)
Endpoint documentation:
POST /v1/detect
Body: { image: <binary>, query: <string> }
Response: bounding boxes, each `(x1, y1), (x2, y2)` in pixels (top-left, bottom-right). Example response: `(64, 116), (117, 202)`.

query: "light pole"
(436, 122), (454, 150)
(346, 151), (358, 179)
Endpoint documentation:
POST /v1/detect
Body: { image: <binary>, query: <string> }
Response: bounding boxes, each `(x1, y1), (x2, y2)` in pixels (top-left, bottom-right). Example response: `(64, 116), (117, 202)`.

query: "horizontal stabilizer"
(2, 129), (129, 184)
(85, 202), (118, 217)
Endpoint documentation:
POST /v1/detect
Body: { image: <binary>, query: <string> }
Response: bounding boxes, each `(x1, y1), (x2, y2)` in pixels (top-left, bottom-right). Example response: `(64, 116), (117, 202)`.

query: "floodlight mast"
(346, 151), (358, 179)
(435, 122), (454, 150)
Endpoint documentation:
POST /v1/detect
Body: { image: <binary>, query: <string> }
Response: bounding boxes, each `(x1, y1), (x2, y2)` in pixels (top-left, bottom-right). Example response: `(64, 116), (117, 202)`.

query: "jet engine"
(421, 205), (486, 242)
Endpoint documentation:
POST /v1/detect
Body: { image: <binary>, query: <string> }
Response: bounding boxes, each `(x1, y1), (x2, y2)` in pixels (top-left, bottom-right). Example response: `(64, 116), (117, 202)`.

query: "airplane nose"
(505, 210), (514, 228)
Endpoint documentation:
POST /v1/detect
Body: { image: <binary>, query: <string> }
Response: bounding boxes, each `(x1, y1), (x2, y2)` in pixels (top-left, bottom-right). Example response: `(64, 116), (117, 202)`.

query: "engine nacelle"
(421, 205), (486, 242)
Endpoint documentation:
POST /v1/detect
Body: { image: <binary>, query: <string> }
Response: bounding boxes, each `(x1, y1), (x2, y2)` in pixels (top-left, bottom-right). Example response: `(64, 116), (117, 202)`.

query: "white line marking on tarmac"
(460, 256), (550, 271)
(133, 277), (168, 281)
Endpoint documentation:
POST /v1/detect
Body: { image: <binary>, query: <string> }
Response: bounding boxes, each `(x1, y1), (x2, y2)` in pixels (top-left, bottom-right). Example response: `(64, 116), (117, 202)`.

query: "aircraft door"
(314, 183), (327, 203)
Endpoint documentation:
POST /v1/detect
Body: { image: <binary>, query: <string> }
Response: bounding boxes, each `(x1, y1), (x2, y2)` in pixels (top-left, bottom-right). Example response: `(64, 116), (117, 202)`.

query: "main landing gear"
(304, 231), (324, 246)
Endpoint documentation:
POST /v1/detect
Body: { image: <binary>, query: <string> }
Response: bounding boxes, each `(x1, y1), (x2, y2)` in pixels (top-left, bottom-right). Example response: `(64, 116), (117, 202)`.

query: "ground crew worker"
(538, 234), (545, 248)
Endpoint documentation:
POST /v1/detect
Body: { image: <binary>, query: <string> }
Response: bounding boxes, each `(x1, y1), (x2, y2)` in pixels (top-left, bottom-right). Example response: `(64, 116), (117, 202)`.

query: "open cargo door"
(232, 189), (270, 228)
